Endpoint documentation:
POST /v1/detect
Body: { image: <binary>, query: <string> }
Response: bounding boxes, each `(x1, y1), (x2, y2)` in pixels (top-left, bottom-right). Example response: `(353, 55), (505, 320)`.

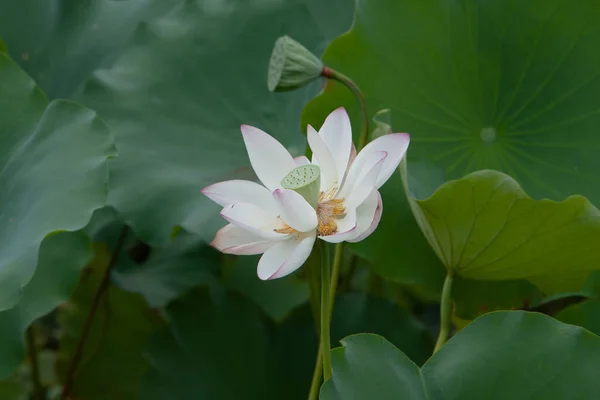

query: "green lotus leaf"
(302, 0), (600, 291)
(322, 311), (600, 399)
(141, 290), (433, 399)
(0, 54), (114, 310)
(403, 166), (600, 282)
(0, 0), (181, 98)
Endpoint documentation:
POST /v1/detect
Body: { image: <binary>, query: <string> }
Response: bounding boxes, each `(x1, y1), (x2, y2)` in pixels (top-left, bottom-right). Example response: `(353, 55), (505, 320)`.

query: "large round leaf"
(322, 311), (600, 399)
(0, 0), (182, 98)
(403, 167), (600, 285)
(78, 0), (355, 244)
(0, 54), (114, 310)
(555, 300), (600, 336)
(349, 174), (445, 298)
(141, 290), (433, 399)
(0, 232), (92, 378)
(302, 0), (600, 292)
(306, 0), (600, 203)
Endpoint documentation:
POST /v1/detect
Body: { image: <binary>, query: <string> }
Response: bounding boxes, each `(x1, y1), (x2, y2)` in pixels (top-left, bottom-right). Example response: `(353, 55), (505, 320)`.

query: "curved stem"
(320, 242), (333, 380)
(307, 341), (323, 400)
(329, 243), (343, 300)
(433, 271), (454, 354)
(321, 67), (370, 150)
(61, 225), (130, 400)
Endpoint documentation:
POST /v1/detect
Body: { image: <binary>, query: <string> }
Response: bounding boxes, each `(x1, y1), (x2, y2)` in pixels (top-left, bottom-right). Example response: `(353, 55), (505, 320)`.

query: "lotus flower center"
(281, 164), (321, 208)
(316, 190), (345, 236)
(279, 165), (345, 236)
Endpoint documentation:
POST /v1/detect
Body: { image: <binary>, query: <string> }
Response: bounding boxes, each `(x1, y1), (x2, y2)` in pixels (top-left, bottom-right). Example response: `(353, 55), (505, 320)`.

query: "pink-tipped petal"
(241, 125), (297, 191)
(202, 179), (275, 208)
(348, 142), (357, 168)
(273, 189), (318, 233)
(294, 155), (310, 166)
(257, 233), (316, 280)
(210, 224), (276, 255)
(318, 107), (353, 185)
(360, 133), (410, 188)
(319, 207), (357, 243)
(347, 190), (383, 243)
(220, 202), (286, 240)
(307, 125), (338, 191)
(340, 150), (387, 208)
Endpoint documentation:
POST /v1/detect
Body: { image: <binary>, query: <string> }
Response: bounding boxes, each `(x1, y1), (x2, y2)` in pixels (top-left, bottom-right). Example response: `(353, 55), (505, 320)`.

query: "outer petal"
(257, 232), (316, 280)
(340, 151), (387, 209)
(347, 190), (382, 243)
(273, 189), (318, 232)
(358, 133), (410, 188)
(319, 207), (357, 243)
(318, 107), (352, 185)
(220, 202), (286, 240)
(241, 125), (297, 191)
(210, 223), (275, 255)
(294, 155), (310, 166)
(202, 179), (275, 209)
(307, 125), (338, 191)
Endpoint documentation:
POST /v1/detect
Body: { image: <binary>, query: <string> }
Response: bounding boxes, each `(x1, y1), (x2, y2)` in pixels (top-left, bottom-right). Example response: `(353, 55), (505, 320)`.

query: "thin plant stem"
(329, 243), (344, 300)
(26, 324), (44, 400)
(320, 242), (333, 380)
(61, 225), (130, 400)
(321, 67), (370, 149)
(307, 341), (323, 400)
(309, 66), (370, 397)
(433, 271), (454, 353)
(308, 243), (344, 398)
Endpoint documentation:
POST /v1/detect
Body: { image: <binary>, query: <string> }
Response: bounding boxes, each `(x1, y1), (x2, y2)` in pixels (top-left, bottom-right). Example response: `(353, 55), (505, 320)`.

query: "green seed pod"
(281, 164), (321, 207)
(267, 35), (323, 92)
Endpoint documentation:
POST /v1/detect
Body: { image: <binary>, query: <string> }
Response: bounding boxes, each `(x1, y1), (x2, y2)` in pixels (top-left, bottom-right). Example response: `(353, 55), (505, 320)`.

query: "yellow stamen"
(274, 216), (297, 234)
(275, 224), (296, 234)
(316, 197), (345, 236)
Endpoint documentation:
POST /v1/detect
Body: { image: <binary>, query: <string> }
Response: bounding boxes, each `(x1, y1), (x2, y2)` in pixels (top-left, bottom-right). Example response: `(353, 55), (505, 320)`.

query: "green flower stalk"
(267, 35), (323, 92)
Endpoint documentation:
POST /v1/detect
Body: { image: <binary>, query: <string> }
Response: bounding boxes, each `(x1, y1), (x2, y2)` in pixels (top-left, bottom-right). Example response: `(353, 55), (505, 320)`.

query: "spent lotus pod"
(202, 107), (410, 280)
(267, 35), (323, 92)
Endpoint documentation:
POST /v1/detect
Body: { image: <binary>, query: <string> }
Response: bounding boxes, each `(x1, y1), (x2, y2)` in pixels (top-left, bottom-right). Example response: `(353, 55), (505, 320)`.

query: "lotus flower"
(202, 108), (409, 280)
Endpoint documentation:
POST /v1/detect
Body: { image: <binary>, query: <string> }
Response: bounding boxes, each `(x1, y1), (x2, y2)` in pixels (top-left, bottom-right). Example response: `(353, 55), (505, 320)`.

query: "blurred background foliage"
(2, 0), (600, 398)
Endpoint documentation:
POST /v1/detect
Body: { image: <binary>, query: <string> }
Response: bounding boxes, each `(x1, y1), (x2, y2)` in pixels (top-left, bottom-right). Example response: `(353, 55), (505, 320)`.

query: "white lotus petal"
(241, 125), (297, 191)
(220, 202), (286, 240)
(294, 156), (310, 166)
(202, 179), (275, 209)
(319, 107), (352, 185)
(210, 224), (276, 254)
(257, 233), (316, 280)
(347, 189), (382, 243)
(273, 189), (318, 233)
(307, 125), (338, 191)
(319, 206), (357, 243)
(359, 133), (410, 188)
(339, 150), (387, 207)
